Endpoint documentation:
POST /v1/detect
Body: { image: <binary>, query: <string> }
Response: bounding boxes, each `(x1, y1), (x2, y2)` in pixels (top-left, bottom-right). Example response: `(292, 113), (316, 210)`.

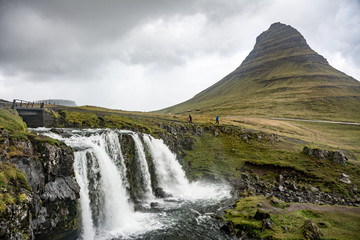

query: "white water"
(143, 135), (229, 200)
(129, 132), (155, 201)
(74, 150), (96, 240)
(103, 131), (129, 188)
(32, 128), (231, 240)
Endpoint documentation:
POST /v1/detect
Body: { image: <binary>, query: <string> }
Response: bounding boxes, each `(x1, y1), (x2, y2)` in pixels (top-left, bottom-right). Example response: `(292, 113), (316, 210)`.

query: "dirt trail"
(225, 116), (360, 126)
(263, 200), (360, 215)
(280, 203), (360, 214)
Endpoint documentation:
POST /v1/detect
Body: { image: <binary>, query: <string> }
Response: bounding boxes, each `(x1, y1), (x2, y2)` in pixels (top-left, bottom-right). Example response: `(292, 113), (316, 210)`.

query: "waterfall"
(128, 132), (155, 201)
(74, 150), (96, 240)
(143, 134), (229, 200)
(103, 131), (129, 188)
(32, 128), (231, 240)
(143, 135), (188, 195)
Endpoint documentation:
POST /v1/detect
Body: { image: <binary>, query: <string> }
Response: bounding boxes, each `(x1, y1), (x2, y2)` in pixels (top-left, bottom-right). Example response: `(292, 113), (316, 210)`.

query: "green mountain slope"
(161, 22), (360, 121)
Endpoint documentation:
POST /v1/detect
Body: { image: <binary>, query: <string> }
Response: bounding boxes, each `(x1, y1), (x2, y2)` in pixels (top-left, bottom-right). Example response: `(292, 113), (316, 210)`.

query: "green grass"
(221, 117), (360, 162)
(224, 195), (360, 239)
(180, 125), (359, 194)
(61, 110), (100, 128)
(0, 109), (28, 139)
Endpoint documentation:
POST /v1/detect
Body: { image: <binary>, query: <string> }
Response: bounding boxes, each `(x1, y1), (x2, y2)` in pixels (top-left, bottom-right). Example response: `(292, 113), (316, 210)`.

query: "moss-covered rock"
(0, 113), (80, 240)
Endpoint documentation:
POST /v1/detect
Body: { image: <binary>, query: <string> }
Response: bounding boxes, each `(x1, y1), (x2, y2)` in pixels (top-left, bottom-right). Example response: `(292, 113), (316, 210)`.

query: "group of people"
(187, 114), (220, 124)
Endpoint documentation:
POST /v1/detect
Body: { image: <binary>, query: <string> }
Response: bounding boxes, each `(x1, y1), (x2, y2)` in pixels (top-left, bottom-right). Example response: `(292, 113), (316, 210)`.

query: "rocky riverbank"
(216, 167), (360, 239)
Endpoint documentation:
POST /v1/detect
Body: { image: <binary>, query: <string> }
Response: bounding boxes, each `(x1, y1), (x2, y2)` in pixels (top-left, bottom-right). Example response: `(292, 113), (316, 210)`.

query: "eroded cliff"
(0, 127), (79, 240)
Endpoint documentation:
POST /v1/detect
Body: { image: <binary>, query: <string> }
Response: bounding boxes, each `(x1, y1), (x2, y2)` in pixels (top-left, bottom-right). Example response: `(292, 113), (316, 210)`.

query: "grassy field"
(220, 116), (360, 161)
(224, 195), (360, 239)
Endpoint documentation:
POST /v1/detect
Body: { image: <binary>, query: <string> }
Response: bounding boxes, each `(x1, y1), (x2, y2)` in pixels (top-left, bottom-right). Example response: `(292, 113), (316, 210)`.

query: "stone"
(310, 187), (319, 192)
(289, 182), (298, 191)
(341, 173), (349, 178)
(282, 226), (289, 232)
(150, 202), (160, 208)
(262, 219), (273, 230)
(241, 173), (249, 180)
(220, 222), (232, 234)
(339, 174), (351, 184)
(301, 220), (323, 240)
(154, 187), (170, 198)
(271, 198), (282, 206)
(313, 149), (328, 159)
(134, 204), (146, 212)
(240, 135), (248, 142)
(329, 151), (348, 165)
(278, 185), (285, 192)
(303, 147), (347, 165)
(50, 128), (64, 135)
(254, 208), (270, 220)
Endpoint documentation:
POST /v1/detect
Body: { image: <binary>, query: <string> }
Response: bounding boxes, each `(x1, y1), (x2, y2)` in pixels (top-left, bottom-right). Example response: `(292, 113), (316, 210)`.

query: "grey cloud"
(0, 0), (359, 111)
(0, 0), (271, 82)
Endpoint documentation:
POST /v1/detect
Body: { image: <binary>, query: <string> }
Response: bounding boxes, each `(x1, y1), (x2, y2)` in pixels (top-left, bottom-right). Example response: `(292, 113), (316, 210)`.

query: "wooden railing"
(11, 99), (44, 109)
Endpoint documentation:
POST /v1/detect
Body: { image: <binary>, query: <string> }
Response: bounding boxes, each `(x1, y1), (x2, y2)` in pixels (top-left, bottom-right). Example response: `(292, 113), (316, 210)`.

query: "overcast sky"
(0, 0), (359, 111)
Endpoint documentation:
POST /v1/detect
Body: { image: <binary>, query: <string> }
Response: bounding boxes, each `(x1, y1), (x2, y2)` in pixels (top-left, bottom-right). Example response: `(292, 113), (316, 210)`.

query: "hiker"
(188, 114), (192, 123)
(215, 115), (219, 125)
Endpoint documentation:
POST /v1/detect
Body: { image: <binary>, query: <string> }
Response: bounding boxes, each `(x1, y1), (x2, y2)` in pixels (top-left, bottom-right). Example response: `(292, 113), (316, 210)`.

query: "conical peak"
(241, 22), (326, 67)
(256, 22), (307, 47)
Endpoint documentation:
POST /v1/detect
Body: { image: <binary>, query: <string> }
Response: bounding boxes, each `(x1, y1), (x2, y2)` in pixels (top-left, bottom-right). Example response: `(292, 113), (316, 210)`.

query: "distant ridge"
(161, 23), (360, 121)
(37, 99), (77, 106)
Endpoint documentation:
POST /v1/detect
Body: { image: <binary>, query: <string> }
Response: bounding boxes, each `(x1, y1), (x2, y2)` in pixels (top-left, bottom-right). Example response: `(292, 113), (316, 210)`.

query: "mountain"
(161, 22), (360, 121)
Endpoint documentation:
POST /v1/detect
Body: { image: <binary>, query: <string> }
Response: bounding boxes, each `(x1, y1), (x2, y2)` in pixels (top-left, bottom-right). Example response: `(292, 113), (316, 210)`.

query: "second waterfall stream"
(33, 128), (232, 240)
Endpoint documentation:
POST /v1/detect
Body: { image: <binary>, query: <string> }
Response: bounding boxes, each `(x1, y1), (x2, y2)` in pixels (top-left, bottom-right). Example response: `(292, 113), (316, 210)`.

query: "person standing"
(215, 115), (219, 125)
(188, 114), (192, 123)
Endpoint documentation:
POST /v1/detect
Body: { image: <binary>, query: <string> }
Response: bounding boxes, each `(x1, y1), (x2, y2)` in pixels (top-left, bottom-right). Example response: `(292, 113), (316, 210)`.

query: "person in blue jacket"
(215, 115), (219, 125)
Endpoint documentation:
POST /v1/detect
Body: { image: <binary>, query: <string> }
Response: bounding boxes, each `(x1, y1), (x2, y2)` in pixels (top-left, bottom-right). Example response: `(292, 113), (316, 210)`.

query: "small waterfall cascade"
(129, 132), (155, 201)
(33, 128), (231, 240)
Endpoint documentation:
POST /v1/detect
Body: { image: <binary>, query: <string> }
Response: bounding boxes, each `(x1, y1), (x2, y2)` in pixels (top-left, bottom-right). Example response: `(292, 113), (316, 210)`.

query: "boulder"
(329, 151), (348, 165)
(254, 208), (270, 220)
(154, 187), (170, 198)
(150, 202), (160, 208)
(241, 173), (249, 180)
(262, 219), (274, 230)
(134, 204), (146, 212)
(339, 173), (351, 184)
(301, 220), (323, 240)
(303, 147), (347, 165)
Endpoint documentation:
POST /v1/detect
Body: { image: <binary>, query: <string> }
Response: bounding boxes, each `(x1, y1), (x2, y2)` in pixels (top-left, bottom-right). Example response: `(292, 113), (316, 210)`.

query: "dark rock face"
(0, 130), (80, 240)
(303, 146), (348, 165)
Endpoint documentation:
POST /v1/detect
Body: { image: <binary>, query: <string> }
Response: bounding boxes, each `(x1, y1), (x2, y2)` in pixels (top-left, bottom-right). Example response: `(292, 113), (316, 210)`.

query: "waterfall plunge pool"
(32, 128), (234, 240)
